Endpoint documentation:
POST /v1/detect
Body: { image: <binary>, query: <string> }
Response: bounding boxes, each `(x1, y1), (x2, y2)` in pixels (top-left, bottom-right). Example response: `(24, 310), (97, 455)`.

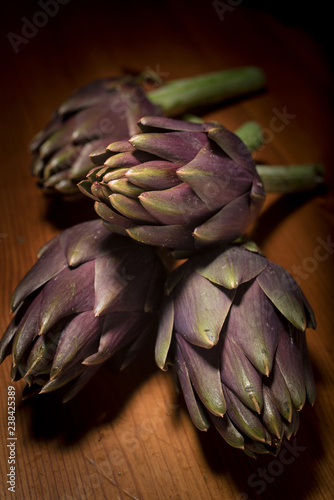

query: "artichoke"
(31, 67), (267, 198)
(78, 116), (266, 251)
(0, 220), (165, 402)
(31, 76), (162, 198)
(155, 243), (316, 457)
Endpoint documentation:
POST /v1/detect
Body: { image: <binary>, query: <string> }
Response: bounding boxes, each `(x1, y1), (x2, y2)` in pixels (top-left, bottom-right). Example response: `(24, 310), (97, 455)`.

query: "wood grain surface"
(0, 1), (333, 499)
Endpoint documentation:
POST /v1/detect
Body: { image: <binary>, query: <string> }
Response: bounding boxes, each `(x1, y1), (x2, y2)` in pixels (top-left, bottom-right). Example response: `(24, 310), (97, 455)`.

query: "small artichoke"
(30, 76), (163, 198)
(155, 243), (316, 457)
(0, 220), (165, 402)
(78, 116), (266, 250)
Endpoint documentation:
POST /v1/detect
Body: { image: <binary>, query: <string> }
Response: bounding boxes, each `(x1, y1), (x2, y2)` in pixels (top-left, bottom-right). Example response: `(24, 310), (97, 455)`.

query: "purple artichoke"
(155, 243), (316, 457)
(0, 220), (165, 402)
(78, 116), (266, 250)
(30, 67), (267, 199)
(30, 76), (163, 198)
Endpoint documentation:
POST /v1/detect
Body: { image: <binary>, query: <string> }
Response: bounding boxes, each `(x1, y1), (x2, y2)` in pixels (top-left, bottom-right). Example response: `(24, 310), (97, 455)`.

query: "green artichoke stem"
(148, 66), (266, 116)
(255, 164), (325, 193)
(235, 122), (325, 193)
(235, 121), (264, 153)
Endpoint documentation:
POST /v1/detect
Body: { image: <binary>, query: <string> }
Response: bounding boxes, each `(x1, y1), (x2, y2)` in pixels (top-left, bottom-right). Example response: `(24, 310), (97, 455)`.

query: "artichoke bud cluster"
(78, 116), (265, 251)
(155, 244), (316, 456)
(0, 220), (165, 402)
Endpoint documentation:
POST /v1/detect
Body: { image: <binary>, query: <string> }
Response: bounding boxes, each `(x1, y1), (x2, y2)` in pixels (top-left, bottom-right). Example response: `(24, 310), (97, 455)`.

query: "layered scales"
(155, 243), (316, 457)
(79, 116), (266, 251)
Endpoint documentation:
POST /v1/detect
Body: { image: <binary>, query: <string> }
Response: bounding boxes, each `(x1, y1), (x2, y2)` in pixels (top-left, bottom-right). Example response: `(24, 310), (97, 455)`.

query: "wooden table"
(1, 1), (333, 499)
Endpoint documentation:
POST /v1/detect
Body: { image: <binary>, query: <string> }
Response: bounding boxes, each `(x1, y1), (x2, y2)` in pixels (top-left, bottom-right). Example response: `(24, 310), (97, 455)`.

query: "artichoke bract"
(78, 116), (266, 251)
(155, 243), (316, 457)
(0, 220), (165, 402)
(31, 77), (163, 198)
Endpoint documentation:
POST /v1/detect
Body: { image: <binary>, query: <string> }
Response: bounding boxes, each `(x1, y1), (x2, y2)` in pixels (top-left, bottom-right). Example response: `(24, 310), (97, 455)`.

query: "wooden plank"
(0, 1), (333, 499)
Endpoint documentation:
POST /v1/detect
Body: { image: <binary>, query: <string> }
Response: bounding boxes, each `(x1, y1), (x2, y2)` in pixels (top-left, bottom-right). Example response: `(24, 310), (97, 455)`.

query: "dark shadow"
(41, 194), (97, 230)
(17, 332), (160, 446)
